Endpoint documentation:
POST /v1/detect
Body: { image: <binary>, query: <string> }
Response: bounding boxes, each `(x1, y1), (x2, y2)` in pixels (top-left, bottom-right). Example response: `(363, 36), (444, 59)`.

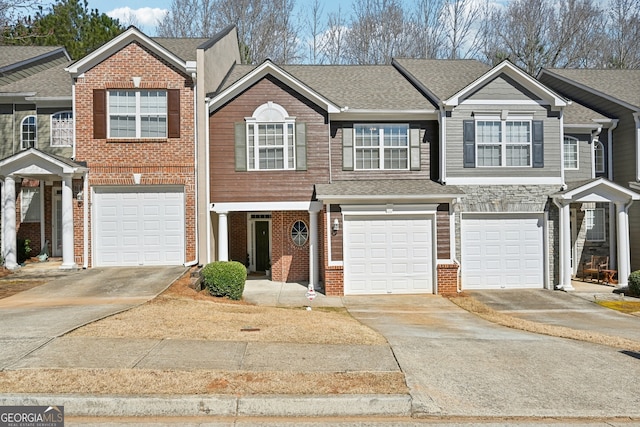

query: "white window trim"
(245, 102), (296, 171)
(585, 208), (605, 242)
(594, 140), (605, 174)
(50, 111), (74, 147)
(21, 115), (37, 150)
(21, 187), (41, 223)
(353, 123), (410, 171)
(107, 90), (167, 139)
(563, 136), (579, 170)
(475, 115), (533, 168)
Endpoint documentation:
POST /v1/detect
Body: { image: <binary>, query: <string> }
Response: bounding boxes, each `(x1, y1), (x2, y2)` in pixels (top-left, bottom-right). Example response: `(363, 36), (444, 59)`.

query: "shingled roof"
(217, 62), (436, 111)
(0, 46), (64, 70)
(315, 179), (463, 200)
(544, 68), (640, 110)
(153, 37), (210, 62)
(0, 61), (72, 98)
(393, 58), (490, 102)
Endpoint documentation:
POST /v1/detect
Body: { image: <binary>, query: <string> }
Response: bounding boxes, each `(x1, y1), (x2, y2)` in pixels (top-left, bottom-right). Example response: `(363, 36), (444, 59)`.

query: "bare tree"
(603, 0), (640, 68)
(0, 0), (50, 40)
(440, 0), (485, 60)
(156, 0), (216, 37)
(306, 0), (324, 64)
(408, 0), (446, 59)
(345, 0), (412, 64)
(323, 6), (348, 64)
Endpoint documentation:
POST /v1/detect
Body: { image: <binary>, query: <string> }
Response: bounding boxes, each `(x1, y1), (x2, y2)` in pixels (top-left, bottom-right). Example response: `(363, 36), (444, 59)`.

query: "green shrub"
(629, 270), (640, 297)
(202, 261), (247, 300)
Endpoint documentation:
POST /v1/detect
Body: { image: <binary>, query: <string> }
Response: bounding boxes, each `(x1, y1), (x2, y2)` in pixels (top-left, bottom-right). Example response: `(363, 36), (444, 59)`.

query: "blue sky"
(86, 0), (348, 35)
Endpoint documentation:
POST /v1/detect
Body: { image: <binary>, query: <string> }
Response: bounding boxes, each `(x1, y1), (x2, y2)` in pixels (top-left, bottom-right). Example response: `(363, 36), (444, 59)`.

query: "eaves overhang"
(552, 178), (640, 204)
(65, 26), (192, 77)
(444, 61), (567, 109)
(208, 60), (340, 114)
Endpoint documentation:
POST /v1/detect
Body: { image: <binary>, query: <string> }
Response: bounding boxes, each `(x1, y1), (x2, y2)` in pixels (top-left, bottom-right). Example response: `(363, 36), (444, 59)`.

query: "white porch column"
(308, 208), (319, 290)
(616, 202), (631, 287)
(558, 201), (574, 290)
(218, 211), (229, 261)
(3, 175), (18, 270)
(60, 174), (76, 269)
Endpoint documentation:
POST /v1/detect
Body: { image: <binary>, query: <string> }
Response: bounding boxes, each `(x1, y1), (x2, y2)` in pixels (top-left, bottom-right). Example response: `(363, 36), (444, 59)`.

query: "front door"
(52, 189), (62, 257)
(255, 220), (270, 271)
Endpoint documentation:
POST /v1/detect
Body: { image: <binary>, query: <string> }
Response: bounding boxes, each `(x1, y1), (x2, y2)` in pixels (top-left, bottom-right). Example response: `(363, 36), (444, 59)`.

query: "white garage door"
(94, 187), (185, 266)
(462, 214), (544, 290)
(344, 215), (433, 295)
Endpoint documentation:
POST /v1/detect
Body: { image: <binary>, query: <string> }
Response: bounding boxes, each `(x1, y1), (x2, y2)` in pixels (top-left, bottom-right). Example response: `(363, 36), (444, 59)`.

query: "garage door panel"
(95, 188), (185, 266)
(462, 215), (543, 290)
(345, 215), (433, 295)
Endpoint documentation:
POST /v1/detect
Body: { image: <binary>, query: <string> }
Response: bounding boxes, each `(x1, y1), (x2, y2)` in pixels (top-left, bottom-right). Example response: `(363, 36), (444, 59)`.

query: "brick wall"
(437, 263), (459, 295)
(271, 211), (310, 283)
(73, 41), (196, 266)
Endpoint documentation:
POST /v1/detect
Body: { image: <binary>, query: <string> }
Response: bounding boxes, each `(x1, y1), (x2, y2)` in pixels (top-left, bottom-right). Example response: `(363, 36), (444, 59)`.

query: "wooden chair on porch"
(582, 255), (609, 283)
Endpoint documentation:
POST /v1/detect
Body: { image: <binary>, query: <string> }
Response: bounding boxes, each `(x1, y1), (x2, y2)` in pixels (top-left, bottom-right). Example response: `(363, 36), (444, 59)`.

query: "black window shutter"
(463, 119), (475, 168)
(532, 120), (544, 168)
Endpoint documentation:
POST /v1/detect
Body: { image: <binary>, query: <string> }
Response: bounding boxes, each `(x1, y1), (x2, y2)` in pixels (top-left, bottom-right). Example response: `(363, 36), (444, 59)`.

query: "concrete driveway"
(343, 293), (640, 418)
(0, 264), (186, 369)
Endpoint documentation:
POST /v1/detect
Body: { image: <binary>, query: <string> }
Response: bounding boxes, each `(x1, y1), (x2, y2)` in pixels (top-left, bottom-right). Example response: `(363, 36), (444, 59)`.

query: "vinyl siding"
(467, 75), (540, 101)
(330, 120), (436, 181)
(445, 103), (562, 179)
(209, 75), (329, 202)
(564, 132), (593, 183)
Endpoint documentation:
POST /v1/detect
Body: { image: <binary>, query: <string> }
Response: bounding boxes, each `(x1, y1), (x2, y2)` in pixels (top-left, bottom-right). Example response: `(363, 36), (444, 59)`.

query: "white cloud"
(107, 7), (167, 33)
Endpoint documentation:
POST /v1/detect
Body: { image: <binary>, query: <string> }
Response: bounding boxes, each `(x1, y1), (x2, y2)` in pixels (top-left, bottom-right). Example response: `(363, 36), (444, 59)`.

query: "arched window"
(563, 136), (578, 169)
(21, 115), (36, 149)
(245, 102), (296, 170)
(291, 220), (308, 246)
(594, 141), (605, 174)
(51, 111), (73, 146)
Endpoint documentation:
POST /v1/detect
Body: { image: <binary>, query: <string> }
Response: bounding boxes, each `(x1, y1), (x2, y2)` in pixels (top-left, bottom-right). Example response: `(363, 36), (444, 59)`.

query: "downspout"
(185, 72), (198, 267)
(83, 171), (88, 268)
(439, 106), (446, 184)
(634, 113), (640, 182)
(205, 97), (212, 264)
(559, 109), (566, 187)
(607, 120), (618, 270)
(608, 120), (618, 181)
(328, 112), (332, 184)
(71, 81), (77, 159)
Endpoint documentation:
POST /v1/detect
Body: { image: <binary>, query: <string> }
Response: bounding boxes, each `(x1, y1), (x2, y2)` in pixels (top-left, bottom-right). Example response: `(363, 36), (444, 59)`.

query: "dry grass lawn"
(596, 300), (640, 315)
(450, 295), (640, 352)
(0, 271), (405, 396)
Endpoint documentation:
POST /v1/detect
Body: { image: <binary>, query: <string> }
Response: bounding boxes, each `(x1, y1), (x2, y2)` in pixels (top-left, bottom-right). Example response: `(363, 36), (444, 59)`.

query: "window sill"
(106, 138), (168, 143)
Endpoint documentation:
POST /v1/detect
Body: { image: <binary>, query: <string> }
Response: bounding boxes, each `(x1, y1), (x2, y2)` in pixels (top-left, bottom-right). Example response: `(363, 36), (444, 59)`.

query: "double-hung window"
(585, 208), (605, 241)
(108, 90), (167, 138)
(354, 124), (409, 170)
(475, 117), (531, 167)
(51, 111), (73, 146)
(245, 102), (296, 170)
(21, 115), (36, 149)
(564, 136), (578, 169)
